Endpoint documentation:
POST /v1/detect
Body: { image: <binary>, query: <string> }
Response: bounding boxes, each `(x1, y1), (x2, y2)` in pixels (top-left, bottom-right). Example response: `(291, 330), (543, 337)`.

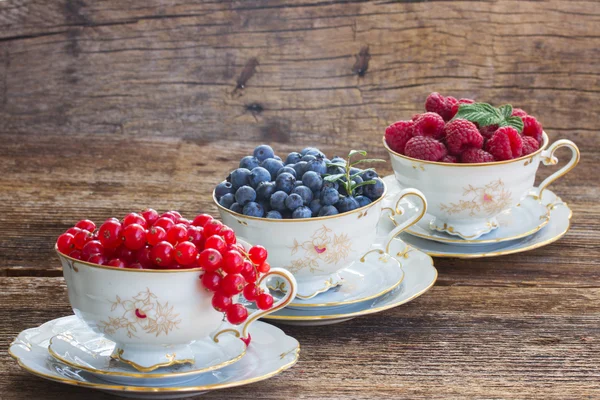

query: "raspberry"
(425, 92), (446, 117)
(450, 98), (474, 119)
(404, 136), (447, 161)
(485, 127), (523, 161)
(440, 155), (457, 163)
(411, 114), (421, 121)
(478, 124), (498, 141)
(444, 119), (483, 155)
(522, 136), (540, 156)
(385, 120), (414, 154)
(412, 112), (445, 139)
(444, 97), (458, 121)
(461, 148), (495, 163)
(521, 115), (543, 144)
(511, 108), (527, 117)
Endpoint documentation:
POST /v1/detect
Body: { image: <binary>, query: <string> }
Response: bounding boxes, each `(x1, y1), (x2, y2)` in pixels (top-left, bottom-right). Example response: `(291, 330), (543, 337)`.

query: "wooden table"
(1, 0), (599, 398)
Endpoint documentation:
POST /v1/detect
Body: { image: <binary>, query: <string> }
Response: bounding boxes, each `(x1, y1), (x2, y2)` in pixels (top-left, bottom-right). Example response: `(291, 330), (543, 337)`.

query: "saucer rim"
(47, 333), (247, 379)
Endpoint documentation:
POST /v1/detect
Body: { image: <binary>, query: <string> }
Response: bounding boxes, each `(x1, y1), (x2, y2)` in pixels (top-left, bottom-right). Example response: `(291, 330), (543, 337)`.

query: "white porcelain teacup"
(383, 132), (579, 239)
(215, 183), (427, 299)
(56, 244), (297, 372)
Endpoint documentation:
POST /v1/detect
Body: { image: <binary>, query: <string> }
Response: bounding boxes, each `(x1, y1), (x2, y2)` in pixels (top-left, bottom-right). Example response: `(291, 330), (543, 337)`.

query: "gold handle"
(535, 139), (580, 198)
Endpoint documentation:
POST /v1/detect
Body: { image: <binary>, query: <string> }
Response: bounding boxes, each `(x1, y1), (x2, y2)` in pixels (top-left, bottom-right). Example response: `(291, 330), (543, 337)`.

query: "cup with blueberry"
(214, 145), (427, 299)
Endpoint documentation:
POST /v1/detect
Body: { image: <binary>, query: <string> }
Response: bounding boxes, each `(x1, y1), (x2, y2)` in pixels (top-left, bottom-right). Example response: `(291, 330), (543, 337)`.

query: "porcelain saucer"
(382, 175), (551, 245)
(48, 328), (246, 386)
(259, 240), (437, 326)
(389, 188), (571, 258)
(9, 316), (299, 399)
(268, 246), (405, 311)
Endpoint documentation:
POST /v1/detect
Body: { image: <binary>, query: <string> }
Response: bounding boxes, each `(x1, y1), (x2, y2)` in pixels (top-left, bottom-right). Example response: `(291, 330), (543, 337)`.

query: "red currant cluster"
(55, 210), (275, 325)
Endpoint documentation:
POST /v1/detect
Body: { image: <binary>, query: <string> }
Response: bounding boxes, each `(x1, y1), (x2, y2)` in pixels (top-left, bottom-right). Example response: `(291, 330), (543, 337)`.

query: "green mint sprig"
(324, 150), (385, 197)
(453, 102), (524, 133)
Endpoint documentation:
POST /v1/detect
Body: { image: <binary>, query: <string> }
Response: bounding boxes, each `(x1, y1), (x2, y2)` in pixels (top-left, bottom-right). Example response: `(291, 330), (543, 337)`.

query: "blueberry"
(253, 145), (275, 162)
(294, 180), (303, 188)
(292, 206), (312, 219)
(291, 161), (308, 178)
(331, 156), (346, 165)
(243, 202), (264, 217)
(280, 209), (292, 219)
(305, 157), (327, 175)
(250, 167), (271, 188)
(301, 147), (318, 156)
(352, 175), (364, 196)
(285, 152), (302, 165)
(275, 172), (296, 194)
(360, 170), (379, 180)
(277, 166), (297, 178)
(323, 180), (339, 191)
(349, 167), (361, 175)
(336, 196), (360, 213)
(230, 202), (243, 214)
(270, 191), (289, 211)
(302, 171), (323, 192)
(327, 165), (345, 175)
(274, 155), (282, 161)
(266, 210), (283, 219)
(256, 181), (276, 200)
(318, 205), (339, 216)
(356, 195), (372, 207)
(219, 193), (235, 209)
(239, 156), (260, 170)
(258, 199), (271, 213)
(321, 187), (340, 206)
(292, 186), (313, 205)
(309, 199), (322, 216)
(285, 193), (304, 211)
(301, 154), (316, 162)
(235, 186), (256, 206)
(261, 158), (284, 180)
(215, 181), (234, 199)
(363, 178), (385, 200)
(229, 168), (252, 190)
(302, 147), (325, 157)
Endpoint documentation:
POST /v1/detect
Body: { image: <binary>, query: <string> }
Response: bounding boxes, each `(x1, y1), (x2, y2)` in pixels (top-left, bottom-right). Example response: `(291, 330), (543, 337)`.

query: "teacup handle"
(360, 188), (427, 261)
(212, 268), (297, 341)
(533, 139), (580, 199)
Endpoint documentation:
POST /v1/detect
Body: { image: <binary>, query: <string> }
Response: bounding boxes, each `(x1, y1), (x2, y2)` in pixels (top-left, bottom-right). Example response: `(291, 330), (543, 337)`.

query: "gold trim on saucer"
(110, 349), (194, 373)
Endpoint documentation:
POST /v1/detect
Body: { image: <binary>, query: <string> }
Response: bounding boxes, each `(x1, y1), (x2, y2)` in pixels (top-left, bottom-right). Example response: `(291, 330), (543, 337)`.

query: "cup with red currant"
(55, 210), (298, 362)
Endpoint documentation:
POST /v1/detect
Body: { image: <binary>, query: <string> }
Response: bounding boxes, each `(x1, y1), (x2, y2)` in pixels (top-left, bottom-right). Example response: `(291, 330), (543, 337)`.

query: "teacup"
(215, 183), (427, 299)
(56, 244), (297, 372)
(383, 132), (580, 239)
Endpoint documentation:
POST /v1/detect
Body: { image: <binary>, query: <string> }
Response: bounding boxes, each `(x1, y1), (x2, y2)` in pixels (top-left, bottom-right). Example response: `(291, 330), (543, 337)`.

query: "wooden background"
(1, 0), (599, 398)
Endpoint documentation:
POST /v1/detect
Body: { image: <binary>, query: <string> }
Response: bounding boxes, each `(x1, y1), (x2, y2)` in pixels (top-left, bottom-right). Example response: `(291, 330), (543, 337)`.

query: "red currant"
(175, 242), (198, 266)
(150, 241), (174, 267)
(121, 223), (147, 250)
(187, 226), (205, 249)
(222, 250), (244, 274)
(201, 271), (222, 291)
(178, 218), (191, 227)
(136, 246), (153, 268)
(73, 230), (92, 250)
(243, 283), (260, 301)
(105, 217), (120, 224)
(168, 210), (182, 219)
(248, 245), (268, 265)
(205, 235), (227, 254)
(56, 233), (75, 254)
(160, 212), (179, 223)
(153, 217), (175, 231)
(166, 224), (188, 245)
(127, 262), (144, 269)
(192, 214), (213, 227)
(220, 228), (237, 245)
(98, 220), (123, 249)
(226, 304), (248, 325)
(197, 249), (222, 271)
(141, 208), (159, 226)
(256, 293), (274, 310)
(212, 293), (232, 312)
(203, 220), (223, 236)
(221, 274), (245, 297)
(258, 261), (271, 274)
(147, 226), (167, 246)
(240, 260), (257, 283)
(123, 212), (147, 229)
(82, 240), (105, 260)
(116, 246), (137, 264)
(65, 227), (81, 236)
(75, 219), (96, 232)
(88, 253), (107, 265)
(69, 250), (83, 260)
(107, 258), (126, 268)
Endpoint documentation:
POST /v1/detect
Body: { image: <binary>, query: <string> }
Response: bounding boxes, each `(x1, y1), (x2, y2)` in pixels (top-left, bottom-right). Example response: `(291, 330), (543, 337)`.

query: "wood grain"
(0, 0), (599, 398)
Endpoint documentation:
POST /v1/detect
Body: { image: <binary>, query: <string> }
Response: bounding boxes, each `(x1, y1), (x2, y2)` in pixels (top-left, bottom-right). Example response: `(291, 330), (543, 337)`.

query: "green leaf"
(348, 150), (367, 158)
(324, 173), (345, 182)
(350, 158), (386, 167)
(504, 116), (524, 133)
(454, 103), (503, 127)
(352, 180), (377, 191)
(326, 162), (346, 168)
(498, 104), (513, 119)
(351, 168), (375, 178)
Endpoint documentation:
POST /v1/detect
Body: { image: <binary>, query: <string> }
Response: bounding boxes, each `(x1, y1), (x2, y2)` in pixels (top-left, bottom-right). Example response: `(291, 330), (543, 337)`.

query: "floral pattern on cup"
(439, 179), (512, 217)
(286, 225), (352, 274)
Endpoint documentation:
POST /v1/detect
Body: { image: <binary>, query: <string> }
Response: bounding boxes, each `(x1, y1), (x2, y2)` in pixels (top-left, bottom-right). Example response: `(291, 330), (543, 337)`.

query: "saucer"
(48, 328), (246, 385)
(382, 175), (551, 245)
(268, 245), (405, 310)
(391, 189), (571, 258)
(259, 241), (437, 326)
(10, 316), (299, 398)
